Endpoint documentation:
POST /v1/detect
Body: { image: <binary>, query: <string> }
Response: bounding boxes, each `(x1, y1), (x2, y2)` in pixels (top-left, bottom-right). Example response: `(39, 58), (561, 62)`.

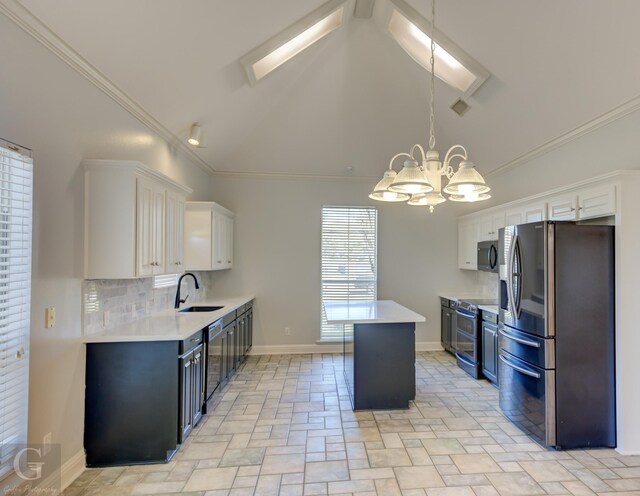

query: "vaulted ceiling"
(13, 0), (640, 178)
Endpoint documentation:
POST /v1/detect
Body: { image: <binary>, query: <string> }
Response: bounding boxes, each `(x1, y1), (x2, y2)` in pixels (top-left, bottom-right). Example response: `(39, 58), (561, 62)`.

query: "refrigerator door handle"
(499, 327), (541, 348)
(499, 354), (541, 379)
(513, 237), (523, 319)
(507, 233), (520, 319)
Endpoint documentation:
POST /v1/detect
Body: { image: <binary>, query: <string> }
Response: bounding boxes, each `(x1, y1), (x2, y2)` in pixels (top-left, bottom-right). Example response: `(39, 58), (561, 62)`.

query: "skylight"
(241, 0), (346, 86)
(385, 0), (490, 96)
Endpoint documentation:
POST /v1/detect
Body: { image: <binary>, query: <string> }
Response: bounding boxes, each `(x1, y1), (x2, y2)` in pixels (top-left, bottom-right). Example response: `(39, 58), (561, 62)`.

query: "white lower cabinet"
(84, 160), (192, 279)
(185, 202), (235, 271)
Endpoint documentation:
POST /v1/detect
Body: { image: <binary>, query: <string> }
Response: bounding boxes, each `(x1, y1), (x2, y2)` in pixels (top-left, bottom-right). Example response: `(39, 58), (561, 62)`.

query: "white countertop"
(323, 300), (425, 325)
(83, 296), (254, 343)
(479, 304), (499, 314)
(439, 293), (495, 302)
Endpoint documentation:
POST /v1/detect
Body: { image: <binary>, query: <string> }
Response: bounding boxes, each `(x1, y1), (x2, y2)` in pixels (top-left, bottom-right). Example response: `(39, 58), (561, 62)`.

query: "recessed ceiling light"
(241, 0), (346, 86)
(385, 0), (490, 96)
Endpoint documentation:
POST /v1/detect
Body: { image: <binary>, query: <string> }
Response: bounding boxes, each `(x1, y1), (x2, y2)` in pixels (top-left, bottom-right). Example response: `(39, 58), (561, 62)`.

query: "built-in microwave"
(477, 240), (498, 272)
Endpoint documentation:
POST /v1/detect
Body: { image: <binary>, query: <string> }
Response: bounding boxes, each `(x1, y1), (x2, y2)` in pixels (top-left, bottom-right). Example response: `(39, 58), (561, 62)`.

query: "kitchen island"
(324, 300), (425, 410)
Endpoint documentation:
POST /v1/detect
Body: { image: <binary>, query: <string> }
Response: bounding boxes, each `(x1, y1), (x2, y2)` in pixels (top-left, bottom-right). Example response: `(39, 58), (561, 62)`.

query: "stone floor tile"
(255, 474), (282, 495)
(426, 487), (475, 496)
(367, 448), (412, 468)
(394, 466), (446, 489)
(305, 460), (349, 483)
(539, 481), (572, 494)
(303, 482), (328, 495)
(519, 460), (576, 482)
(423, 439), (468, 455)
(450, 455), (501, 475)
(486, 472), (545, 495)
(183, 467), (238, 492)
(130, 481), (187, 494)
(260, 453), (306, 475)
(280, 484), (304, 496)
(470, 486), (500, 496)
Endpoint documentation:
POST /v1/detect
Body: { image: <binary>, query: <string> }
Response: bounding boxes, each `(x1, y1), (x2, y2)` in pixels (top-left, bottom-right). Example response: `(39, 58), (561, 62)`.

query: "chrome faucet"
(174, 273), (200, 309)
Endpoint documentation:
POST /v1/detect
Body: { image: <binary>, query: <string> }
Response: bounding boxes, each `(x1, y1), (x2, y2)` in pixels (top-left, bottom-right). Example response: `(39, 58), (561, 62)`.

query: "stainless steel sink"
(178, 305), (223, 313)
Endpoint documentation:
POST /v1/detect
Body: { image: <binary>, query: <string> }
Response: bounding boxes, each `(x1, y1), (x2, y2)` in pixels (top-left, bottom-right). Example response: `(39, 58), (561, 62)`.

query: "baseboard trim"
(60, 450), (86, 490)
(249, 341), (443, 355)
(416, 341), (445, 352)
(250, 344), (342, 354)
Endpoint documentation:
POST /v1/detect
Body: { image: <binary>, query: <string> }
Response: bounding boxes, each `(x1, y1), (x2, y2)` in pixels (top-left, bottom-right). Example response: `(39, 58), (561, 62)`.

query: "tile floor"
(63, 352), (640, 496)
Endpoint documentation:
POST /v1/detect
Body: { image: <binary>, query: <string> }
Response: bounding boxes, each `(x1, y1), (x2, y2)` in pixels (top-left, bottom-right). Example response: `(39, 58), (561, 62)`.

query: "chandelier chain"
(428, 0), (436, 151)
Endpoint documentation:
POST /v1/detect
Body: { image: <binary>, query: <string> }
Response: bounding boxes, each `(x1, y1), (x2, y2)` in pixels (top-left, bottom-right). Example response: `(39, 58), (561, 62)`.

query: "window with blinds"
(320, 206), (377, 340)
(0, 143), (32, 482)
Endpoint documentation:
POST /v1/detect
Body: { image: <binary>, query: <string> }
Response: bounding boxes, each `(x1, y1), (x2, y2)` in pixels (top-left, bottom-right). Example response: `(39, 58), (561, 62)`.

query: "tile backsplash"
(82, 272), (210, 336)
(477, 270), (499, 298)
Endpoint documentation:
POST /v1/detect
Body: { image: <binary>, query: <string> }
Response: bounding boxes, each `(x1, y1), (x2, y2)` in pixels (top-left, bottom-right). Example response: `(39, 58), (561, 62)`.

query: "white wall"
(207, 175), (480, 351)
(0, 13), (212, 474)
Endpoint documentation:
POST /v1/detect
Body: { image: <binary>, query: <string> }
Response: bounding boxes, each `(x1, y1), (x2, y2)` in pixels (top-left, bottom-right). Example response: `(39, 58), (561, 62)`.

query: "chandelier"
(369, 0), (490, 212)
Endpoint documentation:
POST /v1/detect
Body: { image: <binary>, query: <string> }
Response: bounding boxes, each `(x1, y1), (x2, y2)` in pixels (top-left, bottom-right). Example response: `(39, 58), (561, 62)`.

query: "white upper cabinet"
(84, 160), (191, 279)
(578, 184), (616, 220)
(505, 202), (547, 226)
(478, 212), (506, 242)
(166, 190), (186, 274)
(547, 184), (616, 221)
(185, 202), (235, 271)
(548, 195), (578, 221)
(458, 220), (479, 270)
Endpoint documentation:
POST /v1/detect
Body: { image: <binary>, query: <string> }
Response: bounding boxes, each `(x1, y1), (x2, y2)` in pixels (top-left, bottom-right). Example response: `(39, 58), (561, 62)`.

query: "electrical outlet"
(102, 310), (109, 328)
(45, 307), (56, 328)
(284, 327), (291, 336)
(43, 432), (52, 455)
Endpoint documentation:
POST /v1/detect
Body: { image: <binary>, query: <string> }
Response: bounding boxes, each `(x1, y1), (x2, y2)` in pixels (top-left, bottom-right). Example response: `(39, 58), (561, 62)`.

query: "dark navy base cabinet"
(343, 322), (416, 410)
(85, 341), (180, 467)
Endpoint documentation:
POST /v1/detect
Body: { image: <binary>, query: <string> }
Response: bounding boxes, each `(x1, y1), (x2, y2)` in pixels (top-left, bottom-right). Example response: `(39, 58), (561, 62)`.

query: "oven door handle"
(456, 352), (475, 367)
(498, 327), (540, 348)
(499, 354), (541, 379)
(455, 309), (476, 319)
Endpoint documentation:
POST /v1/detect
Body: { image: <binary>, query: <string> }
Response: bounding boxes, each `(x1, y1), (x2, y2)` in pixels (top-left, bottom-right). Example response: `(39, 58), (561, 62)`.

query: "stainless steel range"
(455, 298), (497, 379)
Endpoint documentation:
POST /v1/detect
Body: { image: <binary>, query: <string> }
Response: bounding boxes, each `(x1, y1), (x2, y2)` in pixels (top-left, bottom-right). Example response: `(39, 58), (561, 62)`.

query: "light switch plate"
(45, 307), (56, 328)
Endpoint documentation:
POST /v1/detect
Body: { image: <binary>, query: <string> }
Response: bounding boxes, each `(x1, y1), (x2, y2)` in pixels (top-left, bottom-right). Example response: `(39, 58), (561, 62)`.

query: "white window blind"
(153, 273), (179, 289)
(321, 206), (377, 340)
(0, 144), (32, 481)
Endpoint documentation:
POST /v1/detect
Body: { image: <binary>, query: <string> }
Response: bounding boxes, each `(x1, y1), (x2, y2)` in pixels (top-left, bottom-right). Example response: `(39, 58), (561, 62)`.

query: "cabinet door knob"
(227, 260), (231, 263)
(217, 260), (222, 263)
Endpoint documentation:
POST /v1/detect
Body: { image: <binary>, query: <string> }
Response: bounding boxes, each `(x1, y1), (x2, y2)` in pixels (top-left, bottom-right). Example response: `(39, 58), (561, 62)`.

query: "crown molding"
(0, 0), (215, 175)
(211, 168), (378, 182)
(487, 94), (640, 178)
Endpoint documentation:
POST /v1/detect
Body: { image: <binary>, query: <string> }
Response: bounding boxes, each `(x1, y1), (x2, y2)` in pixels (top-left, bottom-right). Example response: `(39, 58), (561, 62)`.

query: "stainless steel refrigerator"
(498, 221), (615, 449)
